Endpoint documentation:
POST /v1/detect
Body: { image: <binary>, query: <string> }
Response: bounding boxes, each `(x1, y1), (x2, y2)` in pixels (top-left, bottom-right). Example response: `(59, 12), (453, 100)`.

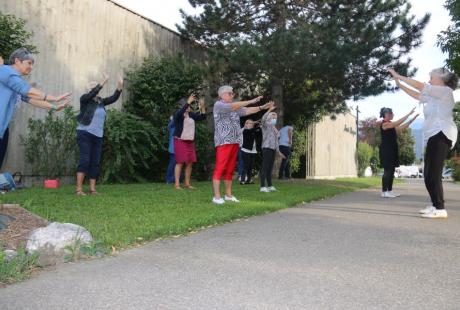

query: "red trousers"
(212, 144), (239, 181)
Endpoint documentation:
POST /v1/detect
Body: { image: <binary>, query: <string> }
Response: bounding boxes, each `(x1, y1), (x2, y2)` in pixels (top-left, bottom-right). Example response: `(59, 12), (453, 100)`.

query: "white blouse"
(419, 84), (458, 148)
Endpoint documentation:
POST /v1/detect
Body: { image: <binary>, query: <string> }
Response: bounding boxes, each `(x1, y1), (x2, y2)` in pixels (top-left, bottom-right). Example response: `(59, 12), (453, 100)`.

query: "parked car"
(395, 165), (419, 178)
(442, 168), (453, 180)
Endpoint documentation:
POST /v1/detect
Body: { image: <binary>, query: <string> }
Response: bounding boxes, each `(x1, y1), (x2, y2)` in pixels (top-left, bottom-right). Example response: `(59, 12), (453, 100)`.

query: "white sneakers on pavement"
(421, 208), (448, 219)
(224, 195), (240, 203)
(419, 205), (436, 214)
(387, 191), (400, 197)
(381, 191), (397, 198)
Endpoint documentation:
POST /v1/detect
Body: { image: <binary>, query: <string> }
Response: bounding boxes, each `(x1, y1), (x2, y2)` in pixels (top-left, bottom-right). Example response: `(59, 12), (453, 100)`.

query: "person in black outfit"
(379, 107), (418, 198)
(240, 119), (261, 184)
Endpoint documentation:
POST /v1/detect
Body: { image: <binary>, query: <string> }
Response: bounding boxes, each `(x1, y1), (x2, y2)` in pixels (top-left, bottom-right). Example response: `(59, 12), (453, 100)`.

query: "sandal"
(174, 185), (183, 190)
(76, 190), (86, 196)
(89, 190), (100, 195)
(184, 185), (196, 190)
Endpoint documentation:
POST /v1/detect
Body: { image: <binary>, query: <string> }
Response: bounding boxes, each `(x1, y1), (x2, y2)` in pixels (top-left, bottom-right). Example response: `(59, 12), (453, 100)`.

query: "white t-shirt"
(419, 84), (458, 148)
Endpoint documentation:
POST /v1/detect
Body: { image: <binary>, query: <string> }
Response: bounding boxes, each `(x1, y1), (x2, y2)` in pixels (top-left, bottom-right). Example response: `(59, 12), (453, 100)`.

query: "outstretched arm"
(382, 107), (416, 130)
(397, 114), (419, 131)
(28, 98), (70, 112)
(388, 68), (424, 91)
(231, 96), (263, 111)
(246, 100), (275, 116)
(395, 79), (421, 101)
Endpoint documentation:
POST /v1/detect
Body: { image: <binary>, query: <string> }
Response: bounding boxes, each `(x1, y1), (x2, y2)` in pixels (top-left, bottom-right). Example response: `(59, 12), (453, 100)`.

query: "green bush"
(123, 55), (208, 180)
(20, 107), (78, 178)
(290, 127), (306, 175)
(193, 122), (215, 180)
(449, 156), (460, 181)
(101, 111), (161, 183)
(0, 12), (38, 61)
(357, 142), (373, 176)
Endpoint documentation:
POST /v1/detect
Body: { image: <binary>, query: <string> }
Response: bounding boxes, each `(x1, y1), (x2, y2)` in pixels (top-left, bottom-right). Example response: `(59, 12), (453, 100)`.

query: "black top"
(242, 127), (262, 151)
(173, 103), (206, 138)
(77, 84), (122, 125)
(379, 121), (399, 168)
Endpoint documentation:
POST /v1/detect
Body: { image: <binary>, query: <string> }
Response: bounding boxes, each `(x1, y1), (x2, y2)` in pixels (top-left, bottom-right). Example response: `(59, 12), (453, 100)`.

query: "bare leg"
(213, 179), (221, 199)
(175, 163), (184, 188)
(76, 172), (85, 193)
(89, 179), (97, 193)
(184, 162), (193, 187)
(224, 180), (233, 197)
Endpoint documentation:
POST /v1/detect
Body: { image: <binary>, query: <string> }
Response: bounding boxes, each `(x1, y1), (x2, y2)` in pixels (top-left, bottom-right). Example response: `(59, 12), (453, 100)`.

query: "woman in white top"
(388, 68), (458, 219)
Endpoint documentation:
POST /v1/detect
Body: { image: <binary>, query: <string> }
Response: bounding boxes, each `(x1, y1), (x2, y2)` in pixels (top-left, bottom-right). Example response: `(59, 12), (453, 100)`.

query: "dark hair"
(380, 107), (392, 118)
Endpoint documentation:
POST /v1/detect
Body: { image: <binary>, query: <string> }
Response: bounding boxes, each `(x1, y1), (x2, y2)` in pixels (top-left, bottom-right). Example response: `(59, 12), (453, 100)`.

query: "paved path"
(1, 179), (459, 309)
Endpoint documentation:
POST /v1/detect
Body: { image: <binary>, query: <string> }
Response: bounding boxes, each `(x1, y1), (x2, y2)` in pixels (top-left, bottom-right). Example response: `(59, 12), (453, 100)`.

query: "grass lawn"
(1, 178), (381, 251)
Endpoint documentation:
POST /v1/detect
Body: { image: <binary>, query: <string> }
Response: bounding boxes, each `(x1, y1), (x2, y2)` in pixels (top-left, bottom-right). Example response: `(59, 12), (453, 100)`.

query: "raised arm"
(382, 107), (415, 130)
(80, 73), (108, 103)
(103, 74), (124, 106)
(398, 114), (419, 131)
(388, 68), (424, 91)
(395, 79), (421, 101)
(231, 96), (263, 111)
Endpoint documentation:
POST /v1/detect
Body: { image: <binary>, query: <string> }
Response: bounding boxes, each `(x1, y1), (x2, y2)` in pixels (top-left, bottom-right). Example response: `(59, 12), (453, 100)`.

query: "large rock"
(26, 222), (92, 266)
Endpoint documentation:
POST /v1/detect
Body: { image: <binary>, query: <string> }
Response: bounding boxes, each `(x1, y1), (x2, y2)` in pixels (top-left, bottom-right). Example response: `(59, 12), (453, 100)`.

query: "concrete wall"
(0, 0), (204, 174)
(306, 113), (358, 179)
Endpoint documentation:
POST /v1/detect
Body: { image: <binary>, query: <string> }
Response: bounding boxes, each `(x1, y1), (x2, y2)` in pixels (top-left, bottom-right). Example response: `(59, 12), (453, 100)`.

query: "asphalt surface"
(1, 179), (459, 310)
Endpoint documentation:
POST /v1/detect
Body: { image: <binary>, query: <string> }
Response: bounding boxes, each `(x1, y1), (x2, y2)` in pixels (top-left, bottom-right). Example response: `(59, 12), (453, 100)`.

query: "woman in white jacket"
(388, 68), (458, 219)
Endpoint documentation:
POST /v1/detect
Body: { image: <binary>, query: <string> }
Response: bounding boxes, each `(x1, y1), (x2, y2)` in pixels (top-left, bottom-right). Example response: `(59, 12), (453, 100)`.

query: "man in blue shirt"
(0, 48), (71, 169)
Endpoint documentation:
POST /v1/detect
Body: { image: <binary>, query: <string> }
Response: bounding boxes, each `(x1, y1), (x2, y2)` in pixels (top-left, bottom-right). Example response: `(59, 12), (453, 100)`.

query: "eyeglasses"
(226, 92), (234, 96)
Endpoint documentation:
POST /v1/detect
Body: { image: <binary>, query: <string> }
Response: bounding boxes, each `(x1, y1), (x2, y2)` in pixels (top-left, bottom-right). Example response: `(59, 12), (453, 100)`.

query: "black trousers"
(278, 145), (291, 179)
(260, 148), (275, 187)
(382, 166), (395, 192)
(0, 128), (9, 170)
(241, 151), (255, 183)
(424, 132), (451, 209)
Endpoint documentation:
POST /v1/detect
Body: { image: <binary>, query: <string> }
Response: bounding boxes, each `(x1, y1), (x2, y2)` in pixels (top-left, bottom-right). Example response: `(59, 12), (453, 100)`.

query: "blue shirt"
(0, 65), (31, 137)
(168, 119), (175, 154)
(279, 126), (293, 147)
(77, 105), (106, 137)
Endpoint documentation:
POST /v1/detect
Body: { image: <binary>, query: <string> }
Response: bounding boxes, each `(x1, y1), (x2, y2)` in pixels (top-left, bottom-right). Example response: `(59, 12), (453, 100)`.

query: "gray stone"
(3, 250), (18, 262)
(26, 222), (92, 266)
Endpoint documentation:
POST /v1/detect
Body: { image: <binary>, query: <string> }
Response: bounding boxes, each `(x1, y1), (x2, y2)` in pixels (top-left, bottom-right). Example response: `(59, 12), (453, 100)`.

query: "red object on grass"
(44, 179), (60, 188)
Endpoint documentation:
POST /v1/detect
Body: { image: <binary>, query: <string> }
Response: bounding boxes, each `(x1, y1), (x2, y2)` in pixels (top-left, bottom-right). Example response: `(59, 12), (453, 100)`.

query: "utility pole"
(355, 105), (360, 149)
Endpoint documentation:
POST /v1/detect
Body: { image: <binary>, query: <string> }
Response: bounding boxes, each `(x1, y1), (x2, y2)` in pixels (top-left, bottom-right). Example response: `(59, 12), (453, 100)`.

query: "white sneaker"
(224, 195), (240, 203)
(260, 187), (270, 193)
(419, 205), (435, 214)
(382, 191), (397, 198)
(267, 186), (277, 192)
(421, 209), (448, 219)
(381, 192), (386, 198)
(387, 191), (400, 197)
(212, 197), (225, 205)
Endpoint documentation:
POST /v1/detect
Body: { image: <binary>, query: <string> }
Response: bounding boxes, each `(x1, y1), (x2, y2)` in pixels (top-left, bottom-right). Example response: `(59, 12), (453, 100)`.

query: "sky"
(114, 0), (454, 126)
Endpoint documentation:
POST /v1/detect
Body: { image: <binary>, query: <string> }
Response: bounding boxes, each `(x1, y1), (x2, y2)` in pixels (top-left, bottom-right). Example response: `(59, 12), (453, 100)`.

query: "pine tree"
(179, 0), (429, 124)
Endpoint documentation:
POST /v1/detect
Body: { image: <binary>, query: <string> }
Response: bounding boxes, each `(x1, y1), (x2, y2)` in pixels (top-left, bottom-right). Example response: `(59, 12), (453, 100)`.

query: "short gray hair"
(430, 67), (459, 90)
(8, 47), (35, 65)
(218, 85), (233, 97)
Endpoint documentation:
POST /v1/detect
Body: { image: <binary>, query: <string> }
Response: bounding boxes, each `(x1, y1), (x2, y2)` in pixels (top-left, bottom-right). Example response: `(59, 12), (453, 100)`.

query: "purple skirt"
(174, 138), (197, 163)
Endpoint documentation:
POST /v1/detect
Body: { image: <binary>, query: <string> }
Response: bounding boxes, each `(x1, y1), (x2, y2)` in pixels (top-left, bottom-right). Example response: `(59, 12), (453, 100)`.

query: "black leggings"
(382, 166), (395, 192)
(424, 132), (451, 209)
(241, 151), (255, 183)
(260, 148), (275, 187)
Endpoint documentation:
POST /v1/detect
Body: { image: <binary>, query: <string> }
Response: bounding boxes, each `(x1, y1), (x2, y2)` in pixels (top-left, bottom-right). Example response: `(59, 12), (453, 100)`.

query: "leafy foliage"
(438, 0), (460, 74)
(0, 246), (38, 284)
(123, 55), (210, 180)
(0, 12), (37, 62)
(179, 0), (429, 125)
(357, 142), (373, 176)
(20, 107), (78, 178)
(101, 111), (161, 183)
(397, 128), (416, 165)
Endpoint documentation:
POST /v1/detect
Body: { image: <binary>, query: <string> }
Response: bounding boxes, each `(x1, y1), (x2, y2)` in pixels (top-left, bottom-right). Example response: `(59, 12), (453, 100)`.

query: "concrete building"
(305, 113), (358, 179)
(0, 0), (204, 174)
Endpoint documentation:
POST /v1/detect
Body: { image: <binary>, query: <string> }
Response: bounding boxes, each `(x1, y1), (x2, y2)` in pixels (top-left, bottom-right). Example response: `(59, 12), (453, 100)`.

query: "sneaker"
(388, 191), (400, 197)
(419, 205), (435, 214)
(267, 186), (277, 192)
(381, 192), (386, 198)
(382, 191), (397, 198)
(224, 195), (240, 203)
(421, 209), (448, 219)
(260, 187), (270, 193)
(212, 197), (225, 205)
